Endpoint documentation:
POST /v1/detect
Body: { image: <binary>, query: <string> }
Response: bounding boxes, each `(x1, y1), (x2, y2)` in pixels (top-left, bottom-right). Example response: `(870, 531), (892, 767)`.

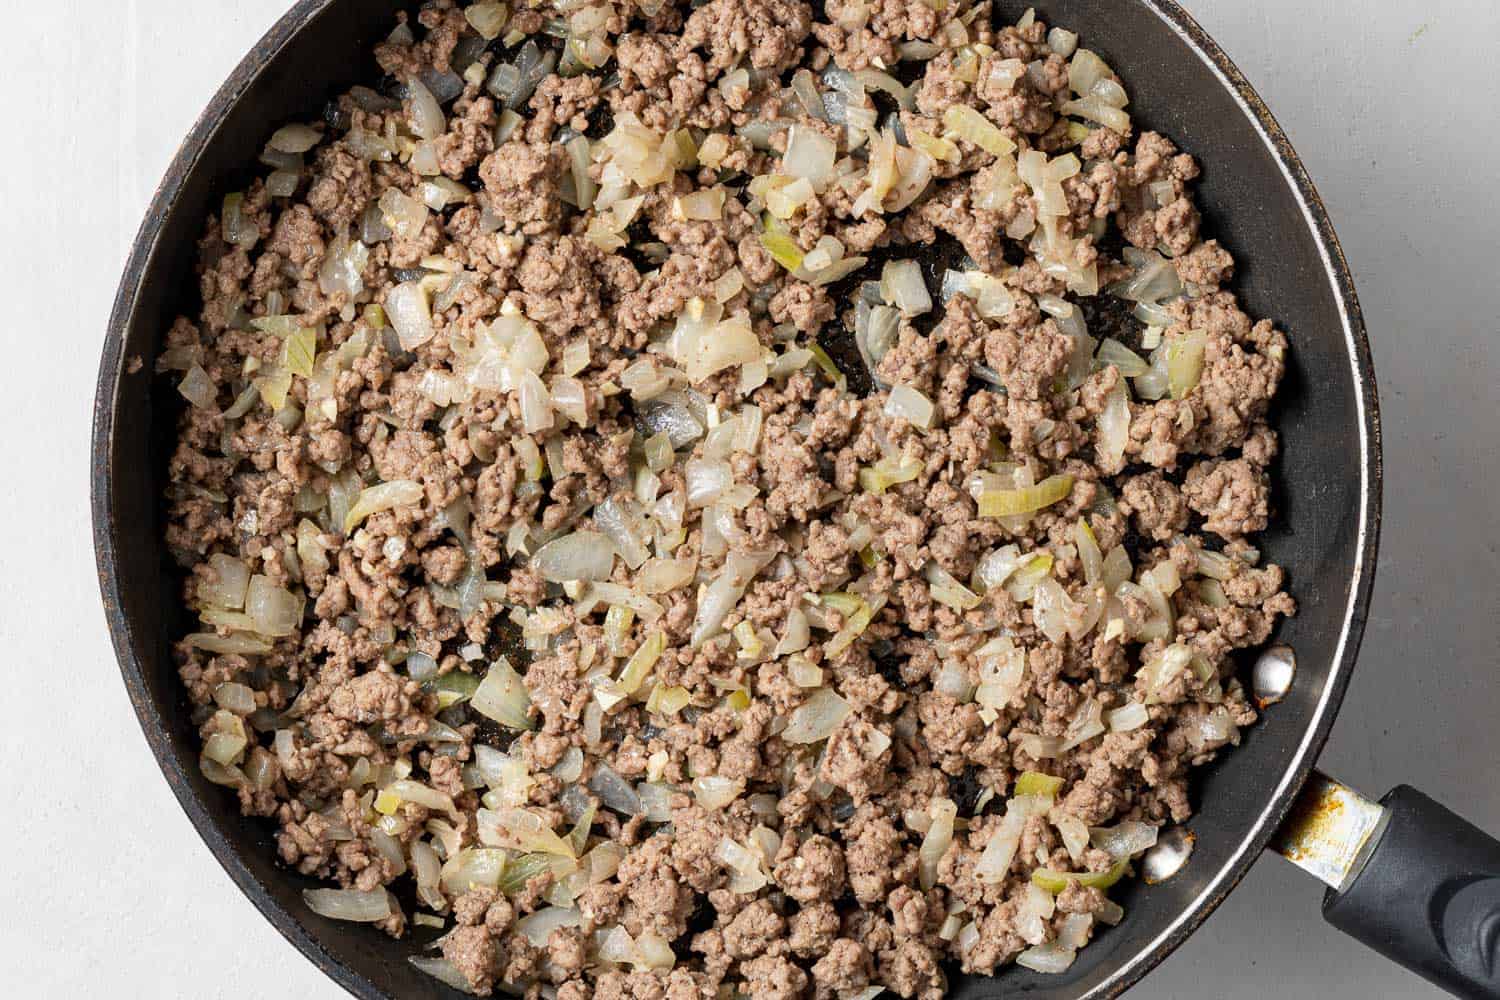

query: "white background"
(2, 0), (1496, 996)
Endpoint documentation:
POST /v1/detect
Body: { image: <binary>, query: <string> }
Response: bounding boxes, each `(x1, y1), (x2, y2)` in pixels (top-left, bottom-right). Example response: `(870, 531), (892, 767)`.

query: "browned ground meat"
(161, 2), (1294, 996)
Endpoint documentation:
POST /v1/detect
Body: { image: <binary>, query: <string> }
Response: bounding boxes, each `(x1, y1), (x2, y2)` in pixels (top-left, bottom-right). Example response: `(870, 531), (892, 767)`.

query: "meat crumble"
(161, 1), (1294, 996)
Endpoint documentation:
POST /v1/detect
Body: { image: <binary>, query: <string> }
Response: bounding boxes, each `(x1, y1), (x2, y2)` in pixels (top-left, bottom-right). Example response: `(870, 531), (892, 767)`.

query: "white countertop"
(3, 0), (1496, 995)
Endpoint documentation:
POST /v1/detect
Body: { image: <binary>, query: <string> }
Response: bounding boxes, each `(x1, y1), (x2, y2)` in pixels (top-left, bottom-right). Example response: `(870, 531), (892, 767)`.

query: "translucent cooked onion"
(783, 686), (852, 743)
(1106, 701), (1149, 732)
(782, 126), (837, 190)
(1187, 705), (1238, 750)
(684, 458), (732, 508)
(1090, 820), (1159, 859)
(409, 957), (471, 992)
(343, 480), (423, 534)
(1097, 337), (1149, 378)
(716, 837), (768, 893)
(439, 847), (507, 894)
(589, 763), (643, 814)
(303, 887), (392, 923)
(566, 135), (596, 211)
(942, 105), (1015, 157)
(854, 69), (914, 111)
(1108, 248), (1183, 303)
(884, 384), (936, 429)
(406, 77), (445, 140)
(178, 365), (216, 409)
(268, 123), (321, 153)
(478, 807), (575, 857)
(917, 798), (957, 890)
(1062, 96), (1131, 134)
(925, 561), (981, 611)
(1016, 940), (1078, 974)
(318, 232), (369, 298)
(471, 657), (533, 730)
(378, 188), (429, 240)
(880, 260), (932, 317)
(1140, 642), (1193, 704)
(200, 553), (250, 609)
(465, 2), (509, 39)
(385, 281), (434, 350)
(639, 782), (677, 823)
(516, 906), (583, 945)
(532, 530), (615, 582)
(1069, 49), (1114, 98)
(1166, 329), (1207, 399)
(977, 474), (1074, 518)
(692, 775), (745, 810)
(246, 574), (302, 636)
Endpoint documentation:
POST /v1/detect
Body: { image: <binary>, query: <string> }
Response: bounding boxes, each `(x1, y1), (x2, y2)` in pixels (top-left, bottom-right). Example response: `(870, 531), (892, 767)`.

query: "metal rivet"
(1142, 826), (1196, 884)
(1252, 644), (1296, 707)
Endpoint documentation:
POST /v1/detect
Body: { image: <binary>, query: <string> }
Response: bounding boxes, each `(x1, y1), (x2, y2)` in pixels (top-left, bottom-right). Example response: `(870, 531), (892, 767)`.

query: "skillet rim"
(90, 1), (1381, 996)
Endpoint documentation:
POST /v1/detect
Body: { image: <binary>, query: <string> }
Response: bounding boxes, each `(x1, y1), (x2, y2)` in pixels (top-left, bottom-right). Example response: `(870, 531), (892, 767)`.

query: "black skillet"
(90, 1), (1500, 996)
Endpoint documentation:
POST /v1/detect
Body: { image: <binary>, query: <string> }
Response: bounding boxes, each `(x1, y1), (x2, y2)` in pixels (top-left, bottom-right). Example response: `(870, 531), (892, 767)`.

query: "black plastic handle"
(1324, 786), (1500, 999)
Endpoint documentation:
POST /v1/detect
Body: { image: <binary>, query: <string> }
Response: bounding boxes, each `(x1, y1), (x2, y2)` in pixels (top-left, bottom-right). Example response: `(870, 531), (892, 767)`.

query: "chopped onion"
(439, 847), (507, 894)
(516, 906), (583, 945)
(942, 105), (1015, 157)
(1106, 701), (1149, 732)
(318, 232), (369, 298)
(716, 837), (768, 894)
(406, 77), (445, 140)
(409, 957), (470, 992)
(880, 260), (932, 317)
(183, 632), (272, 655)
(178, 365), (216, 409)
(343, 480), (423, 534)
(532, 530), (614, 582)
(690, 549), (773, 647)
(692, 775), (745, 810)
(782, 126), (837, 190)
(465, 2), (509, 39)
(684, 458), (732, 508)
(917, 798), (957, 890)
(478, 807), (575, 857)
(246, 574), (302, 636)
(592, 497), (649, 570)
(200, 553), (250, 609)
(303, 887), (393, 923)
(924, 561), (981, 611)
(977, 474), (1074, 518)
(884, 384), (935, 429)
(854, 69), (914, 110)
(378, 188), (429, 240)
(471, 657), (533, 730)
(1097, 338), (1149, 377)
(565, 135), (596, 211)
(1166, 329), (1207, 399)
(1090, 820), (1159, 859)
(1186, 705), (1238, 750)
(589, 763), (643, 814)
(783, 687), (852, 743)
(221, 192), (258, 250)
(1016, 940), (1078, 974)
(639, 783), (677, 823)
(385, 281), (434, 350)
(1140, 642), (1193, 704)
(1069, 49), (1114, 98)
(268, 123), (321, 153)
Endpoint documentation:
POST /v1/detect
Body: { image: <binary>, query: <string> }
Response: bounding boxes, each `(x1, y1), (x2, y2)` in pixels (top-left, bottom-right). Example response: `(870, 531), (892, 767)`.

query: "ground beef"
(162, 2), (1295, 996)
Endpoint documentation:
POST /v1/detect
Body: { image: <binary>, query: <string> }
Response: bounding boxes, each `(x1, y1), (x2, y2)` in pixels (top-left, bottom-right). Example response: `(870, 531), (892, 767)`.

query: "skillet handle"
(1323, 786), (1500, 999)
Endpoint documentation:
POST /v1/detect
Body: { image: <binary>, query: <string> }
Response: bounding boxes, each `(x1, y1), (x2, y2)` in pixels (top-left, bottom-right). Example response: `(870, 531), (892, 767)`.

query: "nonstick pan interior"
(92, 1), (1378, 996)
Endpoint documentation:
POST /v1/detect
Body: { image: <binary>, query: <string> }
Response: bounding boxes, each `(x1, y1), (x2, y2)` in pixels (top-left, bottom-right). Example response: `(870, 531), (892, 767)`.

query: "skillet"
(91, 1), (1500, 996)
